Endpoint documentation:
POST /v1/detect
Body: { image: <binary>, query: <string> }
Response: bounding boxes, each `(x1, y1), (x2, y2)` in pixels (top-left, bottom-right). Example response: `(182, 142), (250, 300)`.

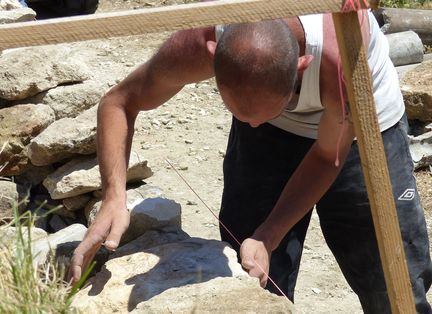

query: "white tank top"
(216, 12), (405, 139)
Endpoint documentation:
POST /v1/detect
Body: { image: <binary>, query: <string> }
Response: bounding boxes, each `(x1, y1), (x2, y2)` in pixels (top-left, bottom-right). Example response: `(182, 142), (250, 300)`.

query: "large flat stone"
(132, 276), (296, 314)
(26, 81), (107, 119)
(0, 46), (89, 101)
(27, 105), (98, 166)
(71, 238), (294, 313)
(43, 151), (153, 199)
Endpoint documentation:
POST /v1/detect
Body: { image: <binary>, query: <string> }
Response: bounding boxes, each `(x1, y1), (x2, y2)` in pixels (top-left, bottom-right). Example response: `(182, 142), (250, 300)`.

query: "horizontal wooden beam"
(0, 0), (366, 51)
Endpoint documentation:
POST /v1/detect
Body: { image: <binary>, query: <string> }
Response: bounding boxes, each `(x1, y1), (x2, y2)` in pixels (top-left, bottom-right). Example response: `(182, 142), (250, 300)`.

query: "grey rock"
(27, 106), (98, 166)
(401, 60), (432, 122)
(33, 208), (49, 231)
(48, 214), (69, 233)
(14, 164), (54, 187)
(0, 7), (36, 24)
(86, 184), (165, 225)
(63, 194), (92, 212)
(127, 184), (165, 201)
(112, 228), (190, 258)
(84, 198), (101, 226)
(132, 276), (296, 314)
(0, 0), (23, 10)
(85, 186), (174, 245)
(43, 151), (153, 199)
(122, 197), (181, 244)
(0, 180), (27, 218)
(396, 54), (432, 81)
(31, 223), (87, 265)
(379, 7), (432, 46)
(55, 241), (111, 278)
(53, 208), (78, 222)
(71, 238), (258, 312)
(386, 31), (424, 67)
(0, 46), (89, 101)
(125, 153), (155, 184)
(26, 81), (106, 119)
(0, 226), (48, 249)
(0, 104), (55, 175)
(409, 131), (432, 170)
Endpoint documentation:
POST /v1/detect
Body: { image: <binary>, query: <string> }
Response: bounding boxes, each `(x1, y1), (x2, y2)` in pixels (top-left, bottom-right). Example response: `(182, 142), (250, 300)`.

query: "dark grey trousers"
(220, 115), (432, 313)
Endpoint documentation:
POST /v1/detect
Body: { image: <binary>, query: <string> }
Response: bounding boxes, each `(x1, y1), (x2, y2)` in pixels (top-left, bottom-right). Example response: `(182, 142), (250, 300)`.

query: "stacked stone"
(0, 46), (105, 227)
(0, 45), (184, 259)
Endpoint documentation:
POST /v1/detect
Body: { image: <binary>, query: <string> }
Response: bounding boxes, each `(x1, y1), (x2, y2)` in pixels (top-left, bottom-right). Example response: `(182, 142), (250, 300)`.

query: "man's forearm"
(97, 92), (137, 205)
(254, 141), (351, 250)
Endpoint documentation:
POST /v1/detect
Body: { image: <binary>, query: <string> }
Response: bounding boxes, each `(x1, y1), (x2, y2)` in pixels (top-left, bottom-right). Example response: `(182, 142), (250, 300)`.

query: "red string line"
(165, 159), (290, 301)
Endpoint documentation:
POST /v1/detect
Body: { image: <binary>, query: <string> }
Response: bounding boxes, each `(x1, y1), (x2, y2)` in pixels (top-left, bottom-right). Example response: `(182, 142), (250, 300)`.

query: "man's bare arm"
(240, 105), (355, 287)
(70, 26), (216, 283)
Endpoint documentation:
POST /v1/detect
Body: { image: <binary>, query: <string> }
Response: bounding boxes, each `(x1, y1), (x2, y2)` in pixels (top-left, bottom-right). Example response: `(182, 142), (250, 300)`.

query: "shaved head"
(214, 19), (299, 119)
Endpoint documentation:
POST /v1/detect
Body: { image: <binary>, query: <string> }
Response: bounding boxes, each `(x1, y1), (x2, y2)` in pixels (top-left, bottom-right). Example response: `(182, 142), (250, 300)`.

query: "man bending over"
(71, 10), (432, 313)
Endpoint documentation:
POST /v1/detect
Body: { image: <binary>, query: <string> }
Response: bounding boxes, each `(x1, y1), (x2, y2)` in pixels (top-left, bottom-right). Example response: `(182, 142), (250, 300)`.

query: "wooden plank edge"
(0, 0), (367, 51)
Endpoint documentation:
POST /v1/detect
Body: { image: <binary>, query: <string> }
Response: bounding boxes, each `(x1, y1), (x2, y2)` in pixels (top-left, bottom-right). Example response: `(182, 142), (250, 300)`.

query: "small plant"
(0, 204), (91, 313)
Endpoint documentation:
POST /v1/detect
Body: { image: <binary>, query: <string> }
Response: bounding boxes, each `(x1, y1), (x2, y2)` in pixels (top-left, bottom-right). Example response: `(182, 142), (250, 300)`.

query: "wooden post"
(332, 12), (416, 313)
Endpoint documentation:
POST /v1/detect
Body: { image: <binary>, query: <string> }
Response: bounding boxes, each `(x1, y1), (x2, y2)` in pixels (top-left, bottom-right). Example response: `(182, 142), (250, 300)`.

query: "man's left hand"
(240, 237), (272, 288)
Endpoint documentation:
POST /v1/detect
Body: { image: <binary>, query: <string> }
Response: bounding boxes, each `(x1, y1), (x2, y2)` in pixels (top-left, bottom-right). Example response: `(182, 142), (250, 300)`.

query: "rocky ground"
(1, 0), (431, 312)
(91, 1), (432, 313)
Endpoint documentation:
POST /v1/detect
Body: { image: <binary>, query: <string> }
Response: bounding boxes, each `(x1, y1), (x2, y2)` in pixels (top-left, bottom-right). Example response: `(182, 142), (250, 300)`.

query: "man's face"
(220, 86), (292, 128)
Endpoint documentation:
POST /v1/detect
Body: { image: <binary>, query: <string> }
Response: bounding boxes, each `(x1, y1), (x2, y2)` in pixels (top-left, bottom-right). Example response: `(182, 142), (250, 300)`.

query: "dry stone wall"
(0, 43), (157, 271)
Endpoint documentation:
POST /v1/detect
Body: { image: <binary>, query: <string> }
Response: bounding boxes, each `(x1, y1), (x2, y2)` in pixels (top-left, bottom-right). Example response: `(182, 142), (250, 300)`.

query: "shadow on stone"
(124, 238), (233, 311)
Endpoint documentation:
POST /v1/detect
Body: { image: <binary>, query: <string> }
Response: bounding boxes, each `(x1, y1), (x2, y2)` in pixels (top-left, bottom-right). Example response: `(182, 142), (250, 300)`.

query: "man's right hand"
(69, 200), (130, 285)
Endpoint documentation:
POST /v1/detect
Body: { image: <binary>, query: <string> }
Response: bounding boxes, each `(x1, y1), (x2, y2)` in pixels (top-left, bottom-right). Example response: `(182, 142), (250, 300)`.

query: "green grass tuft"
(0, 204), (90, 313)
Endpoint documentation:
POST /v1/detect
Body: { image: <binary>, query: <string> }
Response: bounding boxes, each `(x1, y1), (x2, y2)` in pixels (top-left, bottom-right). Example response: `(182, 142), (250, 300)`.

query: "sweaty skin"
(70, 12), (370, 286)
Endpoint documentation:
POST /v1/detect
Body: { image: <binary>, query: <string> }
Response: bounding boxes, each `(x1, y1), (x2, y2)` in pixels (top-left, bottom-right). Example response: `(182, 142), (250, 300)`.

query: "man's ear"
(206, 40), (217, 59)
(297, 55), (314, 72)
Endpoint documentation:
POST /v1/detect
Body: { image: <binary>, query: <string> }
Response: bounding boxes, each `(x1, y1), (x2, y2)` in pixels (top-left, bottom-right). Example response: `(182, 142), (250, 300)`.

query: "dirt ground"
(88, 1), (432, 312)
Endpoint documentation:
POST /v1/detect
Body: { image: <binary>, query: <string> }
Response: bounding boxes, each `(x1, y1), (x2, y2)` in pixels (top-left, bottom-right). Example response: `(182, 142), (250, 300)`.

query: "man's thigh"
(317, 117), (432, 313)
